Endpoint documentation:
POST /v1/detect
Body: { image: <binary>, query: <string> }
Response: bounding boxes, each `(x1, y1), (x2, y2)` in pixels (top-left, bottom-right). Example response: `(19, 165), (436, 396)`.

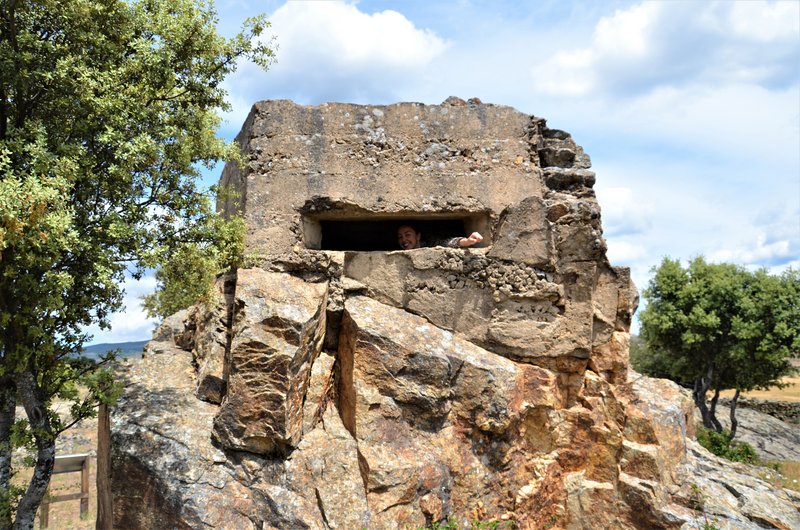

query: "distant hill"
(80, 340), (149, 360)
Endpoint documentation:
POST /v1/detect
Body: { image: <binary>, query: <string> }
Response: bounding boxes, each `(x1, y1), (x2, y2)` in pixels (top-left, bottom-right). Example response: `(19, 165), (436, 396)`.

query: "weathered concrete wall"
(220, 97), (594, 265)
(219, 98), (630, 389)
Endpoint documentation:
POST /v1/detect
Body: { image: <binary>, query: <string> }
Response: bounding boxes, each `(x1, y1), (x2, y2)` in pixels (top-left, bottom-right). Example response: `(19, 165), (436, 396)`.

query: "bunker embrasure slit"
(304, 216), (489, 251)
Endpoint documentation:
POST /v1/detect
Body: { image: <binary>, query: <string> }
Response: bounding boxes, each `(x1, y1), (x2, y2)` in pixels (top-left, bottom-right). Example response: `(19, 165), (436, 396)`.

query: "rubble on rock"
(112, 99), (800, 529)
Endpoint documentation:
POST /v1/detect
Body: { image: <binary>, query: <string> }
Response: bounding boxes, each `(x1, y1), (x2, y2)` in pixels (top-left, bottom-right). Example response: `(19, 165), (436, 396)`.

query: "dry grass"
(719, 359), (800, 402)
(41, 461), (97, 530)
(718, 375), (800, 401)
(759, 461), (800, 492)
(13, 462), (97, 530)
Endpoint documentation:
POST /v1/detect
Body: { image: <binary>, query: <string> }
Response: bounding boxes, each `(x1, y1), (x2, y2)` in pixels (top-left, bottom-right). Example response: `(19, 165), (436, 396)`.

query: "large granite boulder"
(338, 295), (562, 527)
(112, 328), (800, 529)
(112, 346), (258, 529)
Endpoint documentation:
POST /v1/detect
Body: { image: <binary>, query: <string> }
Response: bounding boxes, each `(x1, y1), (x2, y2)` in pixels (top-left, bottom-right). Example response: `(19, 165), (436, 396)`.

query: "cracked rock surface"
(112, 343), (800, 529)
(112, 345), (257, 529)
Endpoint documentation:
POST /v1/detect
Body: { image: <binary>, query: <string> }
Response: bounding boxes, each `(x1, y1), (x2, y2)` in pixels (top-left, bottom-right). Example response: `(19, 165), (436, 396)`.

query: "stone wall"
(220, 97), (595, 267)
(218, 97), (634, 387)
(719, 397), (800, 423)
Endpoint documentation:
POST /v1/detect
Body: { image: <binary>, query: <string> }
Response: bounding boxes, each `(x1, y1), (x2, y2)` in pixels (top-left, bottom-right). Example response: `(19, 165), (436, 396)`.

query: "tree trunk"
(13, 370), (55, 530)
(708, 388), (723, 432)
(729, 389), (741, 440)
(0, 375), (16, 529)
(693, 374), (714, 429)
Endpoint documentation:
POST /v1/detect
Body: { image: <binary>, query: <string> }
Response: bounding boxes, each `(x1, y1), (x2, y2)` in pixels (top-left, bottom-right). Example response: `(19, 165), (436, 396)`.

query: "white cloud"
(84, 275), (159, 345)
(269, 2), (445, 69)
(223, 0), (449, 115)
(595, 186), (653, 237)
(594, 2), (653, 59)
(605, 239), (647, 265)
(532, 0), (800, 97)
(707, 234), (792, 266)
(727, 1), (800, 42)
(533, 49), (595, 97)
(621, 83), (798, 164)
(707, 205), (800, 268)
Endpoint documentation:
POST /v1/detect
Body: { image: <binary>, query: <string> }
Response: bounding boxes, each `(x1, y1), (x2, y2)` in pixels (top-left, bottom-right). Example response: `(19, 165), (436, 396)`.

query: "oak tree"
(639, 257), (799, 439)
(0, 0), (272, 526)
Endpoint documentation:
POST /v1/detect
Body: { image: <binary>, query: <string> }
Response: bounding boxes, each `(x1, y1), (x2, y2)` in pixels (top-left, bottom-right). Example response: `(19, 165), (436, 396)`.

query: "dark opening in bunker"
(305, 217), (488, 251)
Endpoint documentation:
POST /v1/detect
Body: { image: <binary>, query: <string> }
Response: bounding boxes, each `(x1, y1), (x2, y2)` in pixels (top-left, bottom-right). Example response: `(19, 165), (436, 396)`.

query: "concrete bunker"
(110, 99), (670, 530)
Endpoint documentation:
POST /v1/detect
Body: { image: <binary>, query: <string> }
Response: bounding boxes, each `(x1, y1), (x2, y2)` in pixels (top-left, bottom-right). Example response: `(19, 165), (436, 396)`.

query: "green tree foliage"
(0, 0), (272, 526)
(629, 334), (674, 380)
(142, 213), (245, 319)
(639, 257), (799, 440)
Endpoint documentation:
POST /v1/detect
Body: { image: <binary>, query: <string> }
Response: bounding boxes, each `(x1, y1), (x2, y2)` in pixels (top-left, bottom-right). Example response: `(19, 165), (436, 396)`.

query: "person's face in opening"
(397, 225), (421, 250)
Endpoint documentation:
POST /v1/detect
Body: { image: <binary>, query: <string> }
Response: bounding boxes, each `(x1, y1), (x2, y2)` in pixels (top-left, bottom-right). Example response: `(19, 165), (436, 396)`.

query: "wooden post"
(96, 402), (113, 530)
(39, 498), (49, 529)
(80, 456), (89, 516)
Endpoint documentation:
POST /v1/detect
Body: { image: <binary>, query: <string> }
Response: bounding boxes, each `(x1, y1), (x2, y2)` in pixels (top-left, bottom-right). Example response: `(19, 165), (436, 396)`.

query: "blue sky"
(87, 0), (800, 343)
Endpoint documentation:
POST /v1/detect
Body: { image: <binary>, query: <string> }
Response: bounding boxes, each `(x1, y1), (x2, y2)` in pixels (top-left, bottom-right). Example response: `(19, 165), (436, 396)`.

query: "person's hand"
(458, 232), (483, 247)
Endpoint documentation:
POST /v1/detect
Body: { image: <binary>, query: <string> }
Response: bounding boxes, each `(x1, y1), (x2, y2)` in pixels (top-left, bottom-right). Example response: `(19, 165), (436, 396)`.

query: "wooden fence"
(38, 453), (90, 529)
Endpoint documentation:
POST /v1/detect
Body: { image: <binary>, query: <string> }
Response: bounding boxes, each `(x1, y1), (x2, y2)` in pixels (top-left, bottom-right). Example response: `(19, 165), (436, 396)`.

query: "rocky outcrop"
(112, 99), (800, 529)
(112, 345), (257, 529)
(112, 339), (800, 529)
(338, 295), (562, 526)
(716, 406), (800, 462)
(191, 273), (234, 404)
(146, 308), (192, 353)
(682, 442), (800, 530)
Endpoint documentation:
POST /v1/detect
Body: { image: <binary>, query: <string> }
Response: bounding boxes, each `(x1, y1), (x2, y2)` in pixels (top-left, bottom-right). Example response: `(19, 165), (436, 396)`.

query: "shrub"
(696, 427), (758, 464)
